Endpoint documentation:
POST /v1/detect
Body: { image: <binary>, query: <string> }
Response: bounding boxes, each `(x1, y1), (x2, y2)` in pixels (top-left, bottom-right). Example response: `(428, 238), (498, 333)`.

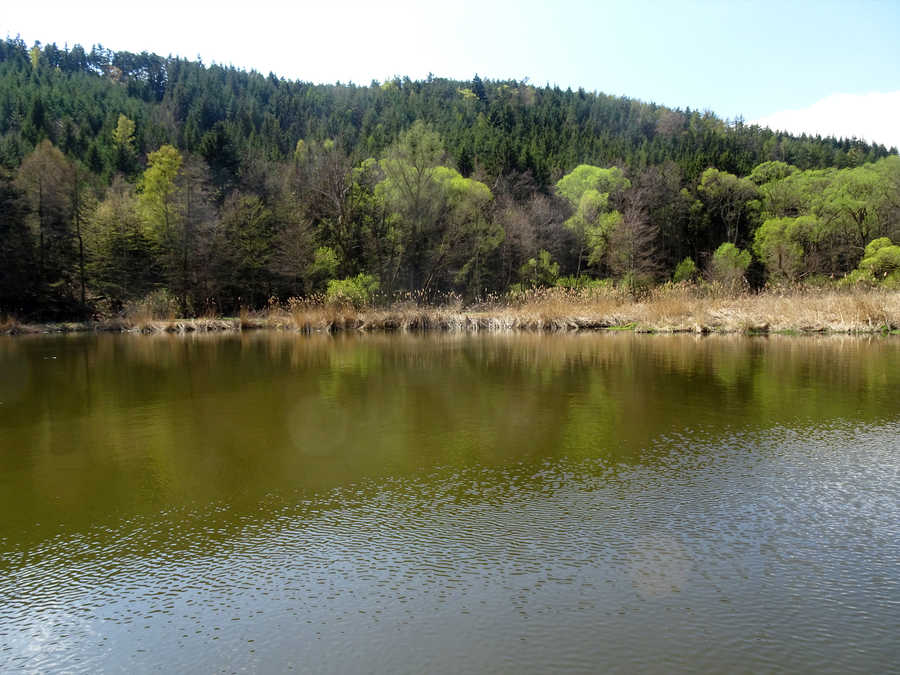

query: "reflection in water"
(0, 333), (898, 672)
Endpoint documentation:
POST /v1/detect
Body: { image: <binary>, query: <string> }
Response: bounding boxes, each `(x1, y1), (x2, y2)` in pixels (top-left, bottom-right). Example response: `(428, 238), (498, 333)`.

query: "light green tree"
(326, 273), (380, 307)
(308, 245), (340, 290)
(673, 257), (698, 283)
(85, 177), (156, 308)
(376, 122), (500, 295)
(752, 216), (818, 282)
(748, 161), (798, 186)
(15, 140), (75, 288)
(519, 249), (560, 288)
(555, 165), (630, 274)
(710, 242), (751, 286)
(112, 114), (136, 153)
(139, 144), (182, 239)
(139, 147), (216, 314)
(756, 167), (834, 219)
(376, 121), (445, 290)
(818, 162), (892, 252)
(111, 114), (137, 173)
(853, 237), (900, 284)
(696, 168), (759, 245)
(432, 166), (502, 295)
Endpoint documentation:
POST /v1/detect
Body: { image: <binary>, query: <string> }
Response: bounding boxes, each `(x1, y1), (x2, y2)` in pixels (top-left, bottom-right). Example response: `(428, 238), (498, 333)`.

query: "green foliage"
(15, 140), (78, 309)
(556, 165), (629, 274)
(555, 275), (613, 290)
(326, 273), (380, 307)
(376, 124), (500, 296)
(1, 37), (891, 189)
(0, 169), (37, 312)
(381, 120), (444, 180)
(112, 114), (135, 151)
(748, 161), (797, 185)
(710, 242), (751, 285)
(111, 114), (137, 173)
(754, 156), (900, 277)
(309, 246), (340, 287)
(519, 249), (559, 288)
(139, 144), (182, 238)
(555, 165), (630, 205)
(220, 192), (276, 306)
(293, 139), (307, 163)
(855, 237), (900, 283)
(752, 216), (817, 282)
(86, 178), (157, 309)
(0, 38), (897, 318)
(817, 162), (892, 251)
(672, 257), (698, 283)
(696, 167), (759, 246)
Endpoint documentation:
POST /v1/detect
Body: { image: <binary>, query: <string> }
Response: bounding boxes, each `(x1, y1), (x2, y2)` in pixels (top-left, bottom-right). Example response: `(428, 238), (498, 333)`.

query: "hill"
(0, 37), (897, 318)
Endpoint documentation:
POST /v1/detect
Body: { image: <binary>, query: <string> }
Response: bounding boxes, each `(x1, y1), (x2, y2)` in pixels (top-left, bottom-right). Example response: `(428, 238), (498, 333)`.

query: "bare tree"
(607, 186), (660, 294)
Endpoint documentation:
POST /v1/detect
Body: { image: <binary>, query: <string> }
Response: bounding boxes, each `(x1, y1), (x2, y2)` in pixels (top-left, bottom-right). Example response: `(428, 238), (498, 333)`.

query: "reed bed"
(252, 285), (900, 335)
(3, 285), (898, 336)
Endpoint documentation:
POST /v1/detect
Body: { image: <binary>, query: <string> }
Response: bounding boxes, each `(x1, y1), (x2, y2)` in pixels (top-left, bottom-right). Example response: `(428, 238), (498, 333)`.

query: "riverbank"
(3, 286), (899, 336)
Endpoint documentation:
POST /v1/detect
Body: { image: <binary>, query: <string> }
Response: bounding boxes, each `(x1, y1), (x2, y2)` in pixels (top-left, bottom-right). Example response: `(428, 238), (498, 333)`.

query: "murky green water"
(1, 332), (898, 673)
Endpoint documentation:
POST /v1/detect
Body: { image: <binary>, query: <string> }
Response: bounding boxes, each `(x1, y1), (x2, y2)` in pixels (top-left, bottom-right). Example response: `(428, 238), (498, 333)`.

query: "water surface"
(1, 333), (898, 672)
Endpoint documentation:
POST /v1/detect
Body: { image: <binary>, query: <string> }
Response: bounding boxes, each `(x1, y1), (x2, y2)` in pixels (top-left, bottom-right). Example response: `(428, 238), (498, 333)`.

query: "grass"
(3, 283), (899, 336)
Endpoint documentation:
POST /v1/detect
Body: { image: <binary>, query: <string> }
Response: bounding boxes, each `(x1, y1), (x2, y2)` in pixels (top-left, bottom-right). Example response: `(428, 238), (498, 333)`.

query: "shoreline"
(4, 287), (899, 337)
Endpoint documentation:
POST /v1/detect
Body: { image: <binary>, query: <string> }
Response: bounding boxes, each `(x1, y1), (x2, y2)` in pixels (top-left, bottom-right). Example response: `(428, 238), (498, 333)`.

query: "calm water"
(1, 332), (898, 673)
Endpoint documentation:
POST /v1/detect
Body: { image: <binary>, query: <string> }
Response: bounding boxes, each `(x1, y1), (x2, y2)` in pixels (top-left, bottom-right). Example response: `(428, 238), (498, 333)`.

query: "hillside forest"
(1, 38), (898, 318)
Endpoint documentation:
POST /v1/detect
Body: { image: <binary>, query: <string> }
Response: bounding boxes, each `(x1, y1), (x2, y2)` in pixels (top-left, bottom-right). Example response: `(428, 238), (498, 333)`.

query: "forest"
(1, 37), (898, 319)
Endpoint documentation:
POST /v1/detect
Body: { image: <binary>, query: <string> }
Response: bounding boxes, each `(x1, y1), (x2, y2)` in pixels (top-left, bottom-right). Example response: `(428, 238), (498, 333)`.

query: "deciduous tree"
(555, 165), (630, 275)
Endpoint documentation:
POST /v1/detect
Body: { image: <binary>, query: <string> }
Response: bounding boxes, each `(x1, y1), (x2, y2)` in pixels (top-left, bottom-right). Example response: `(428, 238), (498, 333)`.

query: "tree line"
(0, 38), (898, 318)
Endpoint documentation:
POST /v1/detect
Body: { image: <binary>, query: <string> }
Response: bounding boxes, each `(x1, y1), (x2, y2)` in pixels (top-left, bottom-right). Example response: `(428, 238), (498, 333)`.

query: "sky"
(3, 0), (899, 148)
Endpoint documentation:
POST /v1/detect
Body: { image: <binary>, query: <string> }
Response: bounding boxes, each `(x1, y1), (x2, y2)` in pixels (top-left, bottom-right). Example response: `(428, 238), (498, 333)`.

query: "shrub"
(672, 257), (698, 283)
(518, 249), (559, 288)
(308, 246), (340, 289)
(859, 238), (900, 277)
(325, 274), (380, 307)
(752, 216), (813, 281)
(843, 237), (900, 287)
(709, 242), (751, 286)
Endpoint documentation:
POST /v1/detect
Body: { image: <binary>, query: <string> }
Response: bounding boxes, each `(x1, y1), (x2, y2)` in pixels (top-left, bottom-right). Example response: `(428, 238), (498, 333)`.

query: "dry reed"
(3, 285), (898, 336)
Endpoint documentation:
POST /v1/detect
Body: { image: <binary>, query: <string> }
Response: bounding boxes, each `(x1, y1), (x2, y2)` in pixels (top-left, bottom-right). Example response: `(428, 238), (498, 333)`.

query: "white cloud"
(753, 92), (900, 151)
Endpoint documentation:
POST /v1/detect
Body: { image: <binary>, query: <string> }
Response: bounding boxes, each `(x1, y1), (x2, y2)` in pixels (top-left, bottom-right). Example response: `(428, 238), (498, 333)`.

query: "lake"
(1, 332), (898, 673)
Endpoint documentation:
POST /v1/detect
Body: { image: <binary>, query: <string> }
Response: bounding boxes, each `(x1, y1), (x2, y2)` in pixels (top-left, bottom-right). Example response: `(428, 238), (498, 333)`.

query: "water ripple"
(1, 420), (898, 673)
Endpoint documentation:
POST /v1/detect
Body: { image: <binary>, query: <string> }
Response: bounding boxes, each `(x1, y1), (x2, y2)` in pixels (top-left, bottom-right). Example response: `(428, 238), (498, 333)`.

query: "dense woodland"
(1, 37), (898, 319)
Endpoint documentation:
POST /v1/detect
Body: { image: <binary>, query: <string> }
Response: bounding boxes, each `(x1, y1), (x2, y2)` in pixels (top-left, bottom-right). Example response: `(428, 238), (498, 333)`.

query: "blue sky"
(4, 0), (899, 147)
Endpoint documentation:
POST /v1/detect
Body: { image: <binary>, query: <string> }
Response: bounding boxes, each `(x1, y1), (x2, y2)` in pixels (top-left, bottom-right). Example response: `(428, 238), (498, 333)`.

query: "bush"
(518, 249), (559, 288)
(325, 274), (380, 307)
(752, 216), (812, 281)
(672, 257), (698, 283)
(859, 237), (900, 278)
(843, 237), (900, 288)
(308, 246), (340, 289)
(709, 242), (751, 286)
